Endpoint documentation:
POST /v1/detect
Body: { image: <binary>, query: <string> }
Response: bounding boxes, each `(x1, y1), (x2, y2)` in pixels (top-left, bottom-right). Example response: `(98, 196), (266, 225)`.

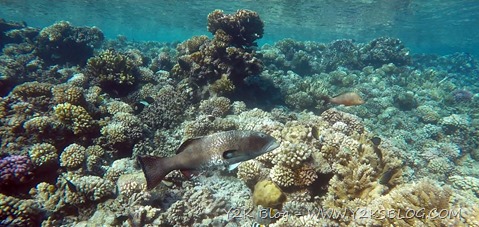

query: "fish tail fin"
(137, 155), (171, 190)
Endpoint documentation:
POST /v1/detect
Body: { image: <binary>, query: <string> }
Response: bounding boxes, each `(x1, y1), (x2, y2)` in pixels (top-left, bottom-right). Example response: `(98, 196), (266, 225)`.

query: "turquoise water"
(2, 0), (479, 55)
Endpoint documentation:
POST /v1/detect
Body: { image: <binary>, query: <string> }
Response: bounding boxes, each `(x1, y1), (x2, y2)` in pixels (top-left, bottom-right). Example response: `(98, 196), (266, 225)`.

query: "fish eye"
(259, 133), (266, 138)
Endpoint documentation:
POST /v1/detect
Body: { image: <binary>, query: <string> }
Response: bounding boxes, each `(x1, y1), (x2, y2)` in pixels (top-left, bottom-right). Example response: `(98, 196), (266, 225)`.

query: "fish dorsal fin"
(176, 137), (202, 154)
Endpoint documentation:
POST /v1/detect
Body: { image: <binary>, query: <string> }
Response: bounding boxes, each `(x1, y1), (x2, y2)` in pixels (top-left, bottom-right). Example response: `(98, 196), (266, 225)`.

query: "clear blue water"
(1, 0), (478, 55)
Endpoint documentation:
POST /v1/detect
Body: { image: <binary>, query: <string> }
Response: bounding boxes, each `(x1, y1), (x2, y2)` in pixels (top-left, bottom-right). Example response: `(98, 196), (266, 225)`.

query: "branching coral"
(54, 102), (94, 134)
(171, 10), (263, 97)
(0, 193), (42, 226)
(86, 49), (140, 96)
(207, 9), (264, 47)
(28, 143), (58, 167)
(60, 143), (86, 170)
(36, 21), (104, 65)
(51, 84), (85, 105)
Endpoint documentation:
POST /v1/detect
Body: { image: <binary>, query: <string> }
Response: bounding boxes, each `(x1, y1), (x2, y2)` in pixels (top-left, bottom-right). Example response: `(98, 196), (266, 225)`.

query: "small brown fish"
(329, 92), (365, 106)
(138, 130), (279, 190)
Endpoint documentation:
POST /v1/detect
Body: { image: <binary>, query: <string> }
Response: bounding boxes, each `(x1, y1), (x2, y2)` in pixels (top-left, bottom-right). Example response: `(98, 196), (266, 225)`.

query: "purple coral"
(0, 155), (34, 186)
(451, 89), (473, 103)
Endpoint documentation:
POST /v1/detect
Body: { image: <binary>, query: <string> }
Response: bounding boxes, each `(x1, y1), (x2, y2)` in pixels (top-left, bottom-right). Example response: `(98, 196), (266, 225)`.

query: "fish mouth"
(265, 141), (280, 152)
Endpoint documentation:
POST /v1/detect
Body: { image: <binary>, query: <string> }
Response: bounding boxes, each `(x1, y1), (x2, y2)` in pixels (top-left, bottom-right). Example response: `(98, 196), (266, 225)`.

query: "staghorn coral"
(28, 143), (58, 167)
(54, 102), (94, 134)
(60, 143), (86, 170)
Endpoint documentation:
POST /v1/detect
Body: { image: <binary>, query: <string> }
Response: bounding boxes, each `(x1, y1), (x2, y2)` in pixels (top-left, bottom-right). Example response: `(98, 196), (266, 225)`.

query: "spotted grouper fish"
(138, 130), (279, 189)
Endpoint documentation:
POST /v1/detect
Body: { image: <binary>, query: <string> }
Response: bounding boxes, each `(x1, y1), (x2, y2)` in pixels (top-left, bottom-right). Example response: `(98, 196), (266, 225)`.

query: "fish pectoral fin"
(228, 162), (241, 171)
(222, 149), (239, 159)
(180, 169), (200, 179)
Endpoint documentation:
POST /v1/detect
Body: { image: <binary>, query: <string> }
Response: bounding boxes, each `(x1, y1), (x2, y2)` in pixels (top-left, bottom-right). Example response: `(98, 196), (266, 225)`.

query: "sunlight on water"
(1, 0), (478, 54)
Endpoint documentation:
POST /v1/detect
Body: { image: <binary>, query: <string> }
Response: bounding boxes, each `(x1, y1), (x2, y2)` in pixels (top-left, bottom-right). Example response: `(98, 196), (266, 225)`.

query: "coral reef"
(172, 10), (263, 97)
(36, 21), (104, 65)
(207, 9), (264, 47)
(1, 8), (479, 226)
(54, 103), (95, 135)
(86, 49), (140, 96)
